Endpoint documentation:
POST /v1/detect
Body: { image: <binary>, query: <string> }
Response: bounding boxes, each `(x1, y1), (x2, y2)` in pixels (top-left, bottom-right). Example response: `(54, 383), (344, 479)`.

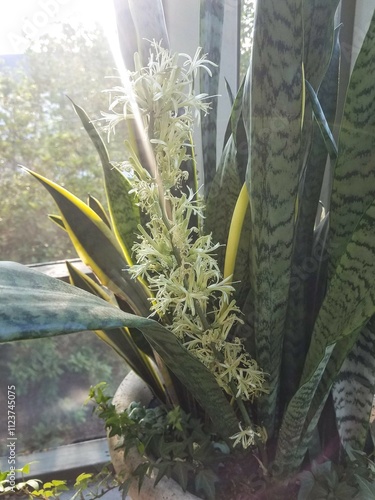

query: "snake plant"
(1, 0), (375, 494)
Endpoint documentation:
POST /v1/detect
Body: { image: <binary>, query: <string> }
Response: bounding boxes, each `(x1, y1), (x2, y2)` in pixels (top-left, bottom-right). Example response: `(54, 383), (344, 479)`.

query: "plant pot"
(108, 371), (200, 499)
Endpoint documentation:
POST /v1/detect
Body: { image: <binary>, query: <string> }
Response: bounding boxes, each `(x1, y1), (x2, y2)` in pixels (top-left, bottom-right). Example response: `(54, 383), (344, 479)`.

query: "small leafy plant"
(297, 450), (375, 500)
(89, 383), (230, 499)
(0, 464), (67, 499)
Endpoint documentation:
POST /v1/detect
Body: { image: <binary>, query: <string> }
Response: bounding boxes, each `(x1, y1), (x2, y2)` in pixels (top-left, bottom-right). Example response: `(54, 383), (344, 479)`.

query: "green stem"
(155, 190), (212, 333)
(231, 385), (252, 427)
(158, 192), (253, 424)
(147, 157), (256, 435)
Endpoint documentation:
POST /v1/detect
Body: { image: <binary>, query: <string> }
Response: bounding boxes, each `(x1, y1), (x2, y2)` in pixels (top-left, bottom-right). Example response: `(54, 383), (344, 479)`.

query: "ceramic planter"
(108, 371), (200, 499)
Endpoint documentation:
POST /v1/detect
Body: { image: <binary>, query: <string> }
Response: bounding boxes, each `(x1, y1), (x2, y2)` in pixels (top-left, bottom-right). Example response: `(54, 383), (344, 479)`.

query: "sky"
(0, 0), (117, 55)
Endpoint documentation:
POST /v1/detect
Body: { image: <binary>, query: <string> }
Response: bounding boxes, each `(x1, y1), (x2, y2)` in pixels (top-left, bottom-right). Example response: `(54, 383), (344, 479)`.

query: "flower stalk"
(103, 41), (266, 449)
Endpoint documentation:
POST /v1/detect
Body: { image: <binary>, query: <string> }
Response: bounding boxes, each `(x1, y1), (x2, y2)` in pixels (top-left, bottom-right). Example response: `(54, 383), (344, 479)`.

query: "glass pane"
(0, 22), (119, 263)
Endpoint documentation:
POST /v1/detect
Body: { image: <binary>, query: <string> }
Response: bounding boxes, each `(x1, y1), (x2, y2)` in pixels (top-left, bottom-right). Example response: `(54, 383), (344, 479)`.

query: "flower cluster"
(104, 42), (265, 447)
(104, 41), (213, 189)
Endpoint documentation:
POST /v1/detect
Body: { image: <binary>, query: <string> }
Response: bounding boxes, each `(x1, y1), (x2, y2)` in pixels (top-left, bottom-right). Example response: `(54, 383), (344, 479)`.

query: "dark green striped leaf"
(102, 164), (140, 265)
(0, 262), (239, 441)
(328, 9), (375, 272)
(243, 0), (304, 434)
(276, 198), (375, 473)
(297, 329), (361, 466)
(281, 21), (341, 407)
(306, 80), (338, 158)
(302, 0), (341, 89)
(332, 318), (375, 450)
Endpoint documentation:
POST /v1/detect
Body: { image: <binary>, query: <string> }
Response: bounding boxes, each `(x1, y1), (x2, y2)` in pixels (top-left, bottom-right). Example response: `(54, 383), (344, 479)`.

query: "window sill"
(0, 438), (110, 479)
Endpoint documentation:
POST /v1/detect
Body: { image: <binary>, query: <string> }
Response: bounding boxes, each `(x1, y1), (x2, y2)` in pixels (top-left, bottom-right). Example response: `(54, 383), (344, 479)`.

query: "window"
(0, 0), (128, 474)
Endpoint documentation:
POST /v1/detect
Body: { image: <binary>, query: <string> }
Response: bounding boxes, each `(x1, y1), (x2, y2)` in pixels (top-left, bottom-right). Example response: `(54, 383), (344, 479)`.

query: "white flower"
(230, 424), (257, 449)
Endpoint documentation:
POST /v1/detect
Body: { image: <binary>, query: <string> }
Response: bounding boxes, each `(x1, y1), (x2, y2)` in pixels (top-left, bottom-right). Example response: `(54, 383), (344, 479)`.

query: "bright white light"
(0, 0), (118, 55)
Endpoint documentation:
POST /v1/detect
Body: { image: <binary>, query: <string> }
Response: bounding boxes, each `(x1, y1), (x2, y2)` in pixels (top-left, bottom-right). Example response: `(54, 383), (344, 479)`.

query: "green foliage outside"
(0, 24), (122, 264)
(0, 463), (121, 499)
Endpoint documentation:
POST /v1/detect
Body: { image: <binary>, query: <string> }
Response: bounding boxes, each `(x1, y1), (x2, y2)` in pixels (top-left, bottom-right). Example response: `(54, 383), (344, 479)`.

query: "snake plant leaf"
(66, 260), (117, 304)
(0, 262), (239, 442)
(302, 320), (375, 456)
(232, 78), (248, 185)
(242, 0), (304, 434)
(328, 8), (375, 273)
(70, 100), (141, 264)
(316, 23), (342, 132)
(25, 168), (150, 316)
(224, 77), (234, 108)
(230, 77), (245, 137)
(289, 323), (373, 476)
(223, 79), (236, 148)
(112, 0), (138, 71)
(221, 77), (248, 185)
(275, 198), (375, 473)
(281, 25), (342, 405)
(280, 217), (329, 406)
(205, 137), (241, 272)
(291, 23), (341, 267)
(102, 164), (140, 265)
(88, 195), (111, 228)
(296, 23), (341, 250)
(66, 260), (151, 357)
(302, 0), (341, 89)
(288, 16), (341, 286)
(309, 214), (330, 322)
(205, 76), (252, 309)
(304, 204), (375, 385)
(200, 0), (224, 197)
(48, 214), (66, 230)
(113, 0), (169, 70)
(297, 327), (362, 466)
(127, 0), (169, 67)
(324, 12), (375, 454)
(332, 318), (375, 450)
(205, 137), (251, 309)
(305, 81), (338, 159)
(66, 261), (165, 402)
(0, 261), (140, 339)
